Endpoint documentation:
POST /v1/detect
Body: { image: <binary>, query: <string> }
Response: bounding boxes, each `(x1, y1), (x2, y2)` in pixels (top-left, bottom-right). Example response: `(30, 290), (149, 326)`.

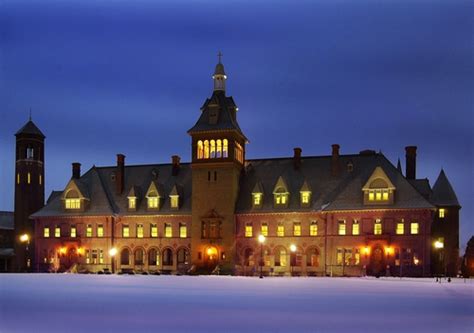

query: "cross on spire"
(217, 51), (223, 64)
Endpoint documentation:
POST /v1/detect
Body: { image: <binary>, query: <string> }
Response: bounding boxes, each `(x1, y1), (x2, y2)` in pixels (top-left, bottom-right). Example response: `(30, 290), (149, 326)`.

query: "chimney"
(72, 162), (81, 179)
(172, 155), (181, 176)
(331, 144), (340, 177)
(293, 147), (302, 170)
(116, 154), (125, 194)
(405, 146), (417, 180)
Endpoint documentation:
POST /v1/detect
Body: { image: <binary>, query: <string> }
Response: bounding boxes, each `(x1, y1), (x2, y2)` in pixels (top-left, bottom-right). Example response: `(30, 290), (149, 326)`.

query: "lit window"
(277, 224), (285, 237)
(245, 223), (253, 237)
(216, 139), (222, 158)
(382, 190), (389, 200)
(86, 225), (92, 237)
(293, 222), (301, 236)
(374, 219), (382, 235)
(410, 222), (419, 235)
(439, 208), (445, 218)
(70, 226), (77, 238)
(336, 248), (343, 265)
(92, 250), (98, 264)
(197, 140), (204, 159)
(310, 221), (318, 236)
(165, 223), (172, 238)
(179, 223), (187, 238)
(301, 192), (310, 204)
(352, 220), (360, 235)
(27, 173), (31, 184)
(223, 139), (228, 158)
(368, 189), (389, 201)
(396, 222), (404, 235)
(375, 191), (382, 201)
(151, 224), (158, 237)
(65, 199), (81, 209)
(39, 174), (42, 185)
(261, 223), (268, 237)
(170, 196), (179, 208)
(210, 140), (216, 158)
(85, 250), (90, 264)
(204, 140), (210, 159)
(137, 224), (144, 238)
(17, 173), (20, 184)
(55, 226), (61, 238)
(43, 227), (50, 238)
(354, 249), (360, 265)
(368, 191), (374, 201)
(97, 224), (104, 237)
(128, 197), (136, 209)
(148, 196), (159, 209)
(99, 250), (104, 264)
(338, 220), (346, 235)
(275, 193), (288, 205)
(122, 225), (130, 238)
(253, 193), (262, 206)
(275, 249), (287, 267)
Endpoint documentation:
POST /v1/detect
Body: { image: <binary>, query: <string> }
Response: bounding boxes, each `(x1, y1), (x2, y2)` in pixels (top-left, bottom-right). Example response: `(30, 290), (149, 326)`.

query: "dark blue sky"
(1, 0), (472, 249)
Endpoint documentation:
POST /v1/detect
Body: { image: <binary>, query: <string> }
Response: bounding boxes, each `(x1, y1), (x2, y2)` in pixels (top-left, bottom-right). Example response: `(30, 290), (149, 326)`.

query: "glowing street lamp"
(109, 247), (117, 274)
(258, 234), (266, 279)
(290, 244), (297, 276)
(19, 234), (29, 243)
(434, 240), (444, 249)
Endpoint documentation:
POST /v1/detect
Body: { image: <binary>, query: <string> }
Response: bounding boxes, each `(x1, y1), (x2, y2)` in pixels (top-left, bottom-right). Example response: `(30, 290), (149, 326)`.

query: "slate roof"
(236, 153), (435, 213)
(187, 91), (247, 141)
(0, 211), (14, 230)
(15, 120), (45, 138)
(408, 179), (432, 201)
(431, 169), (460, 207)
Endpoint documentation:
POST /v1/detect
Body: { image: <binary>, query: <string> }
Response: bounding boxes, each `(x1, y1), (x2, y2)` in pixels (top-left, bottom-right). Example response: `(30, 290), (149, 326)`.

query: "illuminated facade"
(27, 59), (461, 277)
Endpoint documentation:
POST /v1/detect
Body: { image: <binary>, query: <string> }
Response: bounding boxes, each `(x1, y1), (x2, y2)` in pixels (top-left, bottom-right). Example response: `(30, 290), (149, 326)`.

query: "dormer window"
(145, 181), (162, 211)
(362, 167), (396, 205)
(439, 208), (445, 218)
(65, 190), (81, 209)
(147, 194), (159, 209)
(273, 176), (290, 208)
(301, 192), (310, 204)
(275, 192), (288, 205)
(252, 182), (264, 209)
(170, 195), (179, 209)
(253, 193), (262, 206)
(128, 197), (136, 210)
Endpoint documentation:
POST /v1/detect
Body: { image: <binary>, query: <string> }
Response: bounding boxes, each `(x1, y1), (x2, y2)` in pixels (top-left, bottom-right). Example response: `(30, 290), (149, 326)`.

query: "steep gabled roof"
(187, 91), (247, 141)
(15, 120), (45, 138)
(431, 169), (460, 207)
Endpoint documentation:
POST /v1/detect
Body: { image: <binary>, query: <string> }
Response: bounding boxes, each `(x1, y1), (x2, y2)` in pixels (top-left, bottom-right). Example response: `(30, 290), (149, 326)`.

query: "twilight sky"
(0, 0), (472, 249)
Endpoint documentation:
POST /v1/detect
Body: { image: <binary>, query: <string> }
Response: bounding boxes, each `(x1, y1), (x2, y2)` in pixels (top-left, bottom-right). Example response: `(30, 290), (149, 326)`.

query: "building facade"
(25, 59), (460, 276)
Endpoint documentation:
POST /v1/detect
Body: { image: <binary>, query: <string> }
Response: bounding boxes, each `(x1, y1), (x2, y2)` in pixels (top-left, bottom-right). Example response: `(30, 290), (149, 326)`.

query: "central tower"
(188, 55), (247, 273)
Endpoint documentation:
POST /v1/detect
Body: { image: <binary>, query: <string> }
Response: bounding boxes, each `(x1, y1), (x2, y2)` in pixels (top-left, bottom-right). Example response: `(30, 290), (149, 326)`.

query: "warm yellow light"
(385, 246), (393, 255)
(413, 257), (420, 265)
(19, 234), (29, 243)
(434, 240), (444, 249)
(290, 244), (297, 252)
(363, 246), (370, 255)
(258, 234), (266, 244)
(59, 247), (67, 255)
(109, 248), (118, 256)
(77, 247), (84, 255)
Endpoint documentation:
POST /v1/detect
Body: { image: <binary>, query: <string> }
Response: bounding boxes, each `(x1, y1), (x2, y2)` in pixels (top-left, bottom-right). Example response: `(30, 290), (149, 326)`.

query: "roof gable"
(15, 120), (45, 138)
(362, 166), (396, 190)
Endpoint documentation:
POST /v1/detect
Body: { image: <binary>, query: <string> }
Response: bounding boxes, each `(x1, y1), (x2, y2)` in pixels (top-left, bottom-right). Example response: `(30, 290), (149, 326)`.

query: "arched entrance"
(368, 245), (385, 276)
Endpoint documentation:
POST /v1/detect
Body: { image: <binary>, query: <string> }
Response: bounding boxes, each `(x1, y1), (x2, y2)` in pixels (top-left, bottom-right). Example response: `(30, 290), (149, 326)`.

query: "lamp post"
(258, 234), (266, 279)
(19, 234), (30, 272)
(434, 240), (444, 277)
(109, 247), (117, 274)
(290, 244), (297, 276)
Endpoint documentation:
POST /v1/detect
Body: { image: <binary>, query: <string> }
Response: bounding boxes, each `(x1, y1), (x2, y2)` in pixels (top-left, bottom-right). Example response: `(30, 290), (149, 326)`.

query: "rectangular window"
(179, 223), (187, 238)
(293, 222), (301, 236)
(338, 220), (346, 235)
(65, 199), (81, 209)
(122, 225), (130, 238)
(439, 208), (445, 218)
(151, 224), (158, 238)
(170, 196), (179, 208)
(27, 172), (31, 184)
(253, 194), (262, 206)
(261, 223), (268, 237)
(86, 225), (92, 237)
(277, 224), (285, 237)
(410, 222), (419, 235)
(70, 226), (77, 238)
(17, 173), (20, 184)
(128, 197), (136, 209)
(92, 250), (98, 264)
(245, 223), (253, 238)
(136, 224), (144, 238)
(344, 248), (352, 265)
(148, 197), (159, 209)
(275, 194), (288, 205)
(368, 191), (375, 201)
(301, 192), (310, 204)
(99, 250), (104, 264)
(382, 190), (389, 200)
(39, 174), (42, 185)
(85, 250), (91, 264)
(336, 248), (343, 265)
(375, 191), (382, 201)
(352, 220), (360, 235)
(54, 226), (61, 238)
(354, 249), (360, 265)
(43, 227), (50, 238)
(396, 222), (404, 235)
(164, 223), (172, 238)
(310, 221), (318, 236)
(97, 224), (104, 238)
(374, 219), (382, 235)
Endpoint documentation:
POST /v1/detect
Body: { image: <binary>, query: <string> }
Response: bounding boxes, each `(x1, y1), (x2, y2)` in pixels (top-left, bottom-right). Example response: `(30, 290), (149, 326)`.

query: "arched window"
(223, 139), (228, 158)
(177, 248), (189, 265)
(204, 140), (210, 159)
(163, 248), (173, 266)
(148, 248), (159, 266)
(216, 139), (222, 158)
(197, 140), (204, 159)
(306, 247), (320, 267)
(120, 249), (130, 266)
(210, 140), (216, 158)
(274, 247), (287, 267)
(134, 248), (144, 266)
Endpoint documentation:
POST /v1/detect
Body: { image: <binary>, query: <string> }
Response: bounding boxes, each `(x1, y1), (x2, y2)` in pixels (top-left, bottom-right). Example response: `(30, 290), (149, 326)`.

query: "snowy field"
(0, 274), (473, 333)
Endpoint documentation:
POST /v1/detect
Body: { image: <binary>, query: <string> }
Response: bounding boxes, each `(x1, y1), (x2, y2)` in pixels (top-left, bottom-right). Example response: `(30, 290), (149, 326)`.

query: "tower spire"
(213, 52), (226, 92)
(218, 51), (223, 64)
(29, 108), (32, 121)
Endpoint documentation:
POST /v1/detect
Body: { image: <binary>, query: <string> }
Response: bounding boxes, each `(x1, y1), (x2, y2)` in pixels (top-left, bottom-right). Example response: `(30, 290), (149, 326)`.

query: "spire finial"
(217, 51), (223, 64)
(29, 108), (32, 121)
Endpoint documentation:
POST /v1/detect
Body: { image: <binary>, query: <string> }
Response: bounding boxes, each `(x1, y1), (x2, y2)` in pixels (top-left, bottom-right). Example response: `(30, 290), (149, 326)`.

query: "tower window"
(197, 140), (204, 159)
(39, 174), (42, 185)
(223, 139), (228, 158)
(216, 139), (222, 158)
(204, 140), (210, 159)
(27, 173), (31, 184)
(439, 208), (445, 218)
(26, 147), (34, 159)
(17, 173), (20, 184)
(210, 140), (216, 158)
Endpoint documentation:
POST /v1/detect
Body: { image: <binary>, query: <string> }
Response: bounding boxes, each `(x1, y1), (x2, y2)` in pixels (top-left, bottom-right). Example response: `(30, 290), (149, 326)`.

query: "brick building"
(22, 59), (460, 276)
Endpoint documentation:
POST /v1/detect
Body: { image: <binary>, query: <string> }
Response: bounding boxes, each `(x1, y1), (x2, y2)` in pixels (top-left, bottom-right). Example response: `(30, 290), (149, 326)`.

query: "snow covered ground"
(0, 274), (473, 333)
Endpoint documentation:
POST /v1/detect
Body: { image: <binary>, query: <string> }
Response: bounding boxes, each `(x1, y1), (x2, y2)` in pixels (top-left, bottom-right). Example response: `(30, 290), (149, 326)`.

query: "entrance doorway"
(369, 246), (385, 276)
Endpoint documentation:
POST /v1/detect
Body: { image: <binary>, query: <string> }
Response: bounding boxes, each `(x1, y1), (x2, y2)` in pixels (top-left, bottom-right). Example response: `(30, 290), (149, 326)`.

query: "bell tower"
(188, 54), (247, 273)
(14, 117), (45, 272)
